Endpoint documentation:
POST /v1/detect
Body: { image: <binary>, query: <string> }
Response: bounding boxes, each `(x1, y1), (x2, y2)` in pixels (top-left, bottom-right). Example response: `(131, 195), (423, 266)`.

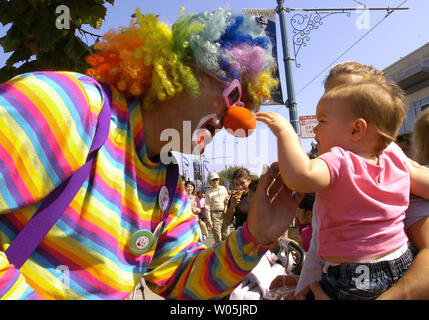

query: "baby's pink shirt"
(316, 143), (410, 260)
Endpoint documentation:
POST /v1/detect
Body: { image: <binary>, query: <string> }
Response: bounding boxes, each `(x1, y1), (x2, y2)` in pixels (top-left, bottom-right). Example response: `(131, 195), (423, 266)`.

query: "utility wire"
(353, 0), (367, 7)
(275, 0), (400, 112)
(295, 0), (408, 97)
(274, 0), (408, 114)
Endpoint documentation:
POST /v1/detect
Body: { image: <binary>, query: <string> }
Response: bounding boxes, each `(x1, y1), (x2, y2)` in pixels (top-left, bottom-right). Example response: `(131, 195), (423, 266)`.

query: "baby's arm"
(256, 112), (330, 193)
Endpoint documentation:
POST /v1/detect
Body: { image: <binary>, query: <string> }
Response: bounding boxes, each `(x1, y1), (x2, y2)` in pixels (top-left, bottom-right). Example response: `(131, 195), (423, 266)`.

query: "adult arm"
(408, 159), (429, 200)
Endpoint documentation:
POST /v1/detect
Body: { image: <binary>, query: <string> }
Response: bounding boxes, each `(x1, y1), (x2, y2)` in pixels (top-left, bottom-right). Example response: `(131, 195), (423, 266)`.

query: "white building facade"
(384, 42), (429, 133)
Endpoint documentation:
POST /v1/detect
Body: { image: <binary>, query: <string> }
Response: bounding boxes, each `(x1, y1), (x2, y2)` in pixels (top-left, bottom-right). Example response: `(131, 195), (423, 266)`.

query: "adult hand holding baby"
(246, 162), (300, 246)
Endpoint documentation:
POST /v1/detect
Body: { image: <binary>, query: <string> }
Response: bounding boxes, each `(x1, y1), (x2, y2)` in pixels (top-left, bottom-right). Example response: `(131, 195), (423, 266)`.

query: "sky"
(1, 0), (428, 179)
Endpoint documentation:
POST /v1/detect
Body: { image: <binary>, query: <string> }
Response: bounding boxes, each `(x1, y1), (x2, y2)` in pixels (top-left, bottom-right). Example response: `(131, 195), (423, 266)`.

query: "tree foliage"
(218, 166), (240, 189)
(0, 0), (114, 82)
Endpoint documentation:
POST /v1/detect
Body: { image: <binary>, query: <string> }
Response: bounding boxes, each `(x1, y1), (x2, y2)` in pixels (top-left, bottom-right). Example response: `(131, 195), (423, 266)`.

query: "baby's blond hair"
(321, 80), (408, 152)
(324, 61), (387, 89)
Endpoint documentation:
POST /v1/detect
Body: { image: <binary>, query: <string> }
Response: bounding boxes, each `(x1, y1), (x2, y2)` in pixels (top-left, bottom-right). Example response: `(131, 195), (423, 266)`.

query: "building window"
(399, 97), (429, 134)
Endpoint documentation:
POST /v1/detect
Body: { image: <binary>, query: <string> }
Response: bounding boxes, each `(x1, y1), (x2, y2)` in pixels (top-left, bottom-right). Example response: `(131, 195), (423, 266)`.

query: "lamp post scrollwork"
(290, 11), (352, 68)
(276, 5), (407, 69)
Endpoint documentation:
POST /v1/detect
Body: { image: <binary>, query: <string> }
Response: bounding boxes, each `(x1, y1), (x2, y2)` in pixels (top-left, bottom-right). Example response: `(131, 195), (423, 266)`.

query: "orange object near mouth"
(223, 106), (256, 138)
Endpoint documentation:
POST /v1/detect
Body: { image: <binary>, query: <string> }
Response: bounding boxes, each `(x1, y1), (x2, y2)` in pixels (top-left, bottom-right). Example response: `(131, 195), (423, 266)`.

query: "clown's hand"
(246, 162), (299, 246)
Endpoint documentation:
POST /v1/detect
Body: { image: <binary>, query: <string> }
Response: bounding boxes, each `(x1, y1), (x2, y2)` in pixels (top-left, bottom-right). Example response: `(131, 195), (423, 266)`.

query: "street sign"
(299, 115), (317, 139)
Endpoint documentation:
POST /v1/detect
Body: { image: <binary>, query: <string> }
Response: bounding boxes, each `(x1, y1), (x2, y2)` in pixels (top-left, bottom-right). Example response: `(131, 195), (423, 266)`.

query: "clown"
(86, 7), (278, 151)
(0, 8), (297, 300)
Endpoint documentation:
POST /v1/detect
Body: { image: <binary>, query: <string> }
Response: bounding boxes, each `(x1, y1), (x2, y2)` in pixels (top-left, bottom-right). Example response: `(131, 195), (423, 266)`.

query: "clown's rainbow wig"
(86, 7), (278, 111)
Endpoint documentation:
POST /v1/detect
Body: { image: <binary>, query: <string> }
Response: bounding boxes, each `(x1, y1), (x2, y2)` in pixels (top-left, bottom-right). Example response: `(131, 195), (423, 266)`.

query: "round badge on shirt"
(158, 186), (169, 212)
(129, 230), (154, 255)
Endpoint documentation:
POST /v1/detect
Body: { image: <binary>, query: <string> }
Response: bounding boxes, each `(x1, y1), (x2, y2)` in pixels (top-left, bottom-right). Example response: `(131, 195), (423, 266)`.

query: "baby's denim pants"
(319, 245), (414, 300)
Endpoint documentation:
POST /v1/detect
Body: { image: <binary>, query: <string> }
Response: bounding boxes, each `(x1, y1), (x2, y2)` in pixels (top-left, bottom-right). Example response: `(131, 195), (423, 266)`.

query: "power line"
(353, 0), (367, 7)
(294, 0), (408, 97)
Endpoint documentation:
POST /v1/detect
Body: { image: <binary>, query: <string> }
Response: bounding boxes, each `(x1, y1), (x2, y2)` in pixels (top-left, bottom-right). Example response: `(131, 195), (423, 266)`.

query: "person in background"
(396, 131), (414, 159)
(402, 108), (429, 268)
(196, 190), (209, 242)
(295, 193), (315, 252)
(204, 171), (229, 244)
(412, 108), (429, 166)
(224, 168), (253, 231)
(185, 181), (203, 241)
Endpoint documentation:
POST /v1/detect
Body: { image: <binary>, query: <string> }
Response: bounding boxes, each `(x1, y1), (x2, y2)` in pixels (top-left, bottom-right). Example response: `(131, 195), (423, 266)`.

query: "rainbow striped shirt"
(0, 71), (268, 300)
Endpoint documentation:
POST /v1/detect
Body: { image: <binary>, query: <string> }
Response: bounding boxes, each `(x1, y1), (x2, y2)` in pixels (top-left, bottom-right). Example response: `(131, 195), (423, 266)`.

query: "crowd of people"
(183, 167), (260, 246)
(1, 6), (429, 301)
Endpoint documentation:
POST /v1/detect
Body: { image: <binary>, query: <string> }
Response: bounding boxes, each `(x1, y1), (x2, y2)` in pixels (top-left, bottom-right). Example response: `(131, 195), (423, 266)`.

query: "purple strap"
(5, 83), (112, 269)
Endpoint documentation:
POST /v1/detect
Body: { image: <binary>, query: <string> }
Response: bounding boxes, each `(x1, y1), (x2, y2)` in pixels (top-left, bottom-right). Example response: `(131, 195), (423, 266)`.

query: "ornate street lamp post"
(273, 1), (408, 133)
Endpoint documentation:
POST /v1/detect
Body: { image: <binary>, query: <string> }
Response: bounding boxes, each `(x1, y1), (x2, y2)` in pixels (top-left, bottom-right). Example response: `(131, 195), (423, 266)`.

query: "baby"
(257, 80), (429, 299)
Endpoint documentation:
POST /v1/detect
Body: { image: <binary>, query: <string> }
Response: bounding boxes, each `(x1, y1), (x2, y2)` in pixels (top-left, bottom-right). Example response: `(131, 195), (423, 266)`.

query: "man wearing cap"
(205, 172), (229, 244)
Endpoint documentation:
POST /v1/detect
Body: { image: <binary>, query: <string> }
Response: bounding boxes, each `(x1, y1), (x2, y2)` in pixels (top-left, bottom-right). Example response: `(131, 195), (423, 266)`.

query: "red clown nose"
(223, 106), (256, 138)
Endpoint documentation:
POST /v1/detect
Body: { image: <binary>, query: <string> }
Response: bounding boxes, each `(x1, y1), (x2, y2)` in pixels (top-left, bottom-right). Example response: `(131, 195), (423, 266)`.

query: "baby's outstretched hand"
(256, 112), (292, 138)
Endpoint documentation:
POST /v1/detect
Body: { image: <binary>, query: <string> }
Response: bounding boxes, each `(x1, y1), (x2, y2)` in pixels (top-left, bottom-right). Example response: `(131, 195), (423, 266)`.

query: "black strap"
(163, 163), (179, 220)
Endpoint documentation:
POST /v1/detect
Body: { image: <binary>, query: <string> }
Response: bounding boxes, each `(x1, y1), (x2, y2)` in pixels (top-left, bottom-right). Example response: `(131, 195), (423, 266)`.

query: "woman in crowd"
(224, 168), (253, 230)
